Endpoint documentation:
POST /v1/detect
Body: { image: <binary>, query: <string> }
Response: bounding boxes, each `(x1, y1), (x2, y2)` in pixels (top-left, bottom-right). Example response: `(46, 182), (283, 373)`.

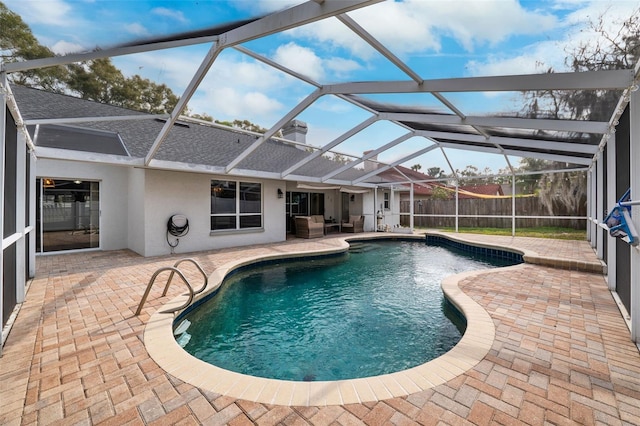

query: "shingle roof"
(12, 84), (365, 183)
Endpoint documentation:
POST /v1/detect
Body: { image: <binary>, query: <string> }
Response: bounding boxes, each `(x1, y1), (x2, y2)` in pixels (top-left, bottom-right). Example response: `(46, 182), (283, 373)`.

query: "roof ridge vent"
(154, 118), (190, 128)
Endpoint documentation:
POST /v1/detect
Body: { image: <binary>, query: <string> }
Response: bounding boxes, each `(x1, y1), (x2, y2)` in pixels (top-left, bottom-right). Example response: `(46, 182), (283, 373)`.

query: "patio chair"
(295, 216), (324, 239)
(342, 215), (364, 233)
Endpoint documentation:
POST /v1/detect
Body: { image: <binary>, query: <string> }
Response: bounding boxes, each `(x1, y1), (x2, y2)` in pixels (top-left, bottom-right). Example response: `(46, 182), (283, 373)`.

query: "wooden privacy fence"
(400, 197), (587, 229)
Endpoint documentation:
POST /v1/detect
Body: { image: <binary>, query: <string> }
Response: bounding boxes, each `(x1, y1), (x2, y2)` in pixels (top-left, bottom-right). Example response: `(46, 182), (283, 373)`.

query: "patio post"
(596, 152), (605, 260)
(455, 182), (459, 233)
(630, 87), (640, 344)
(0, 75), (5, 356)
(607, 132), (617, 291)
(511, 173), (516, 237)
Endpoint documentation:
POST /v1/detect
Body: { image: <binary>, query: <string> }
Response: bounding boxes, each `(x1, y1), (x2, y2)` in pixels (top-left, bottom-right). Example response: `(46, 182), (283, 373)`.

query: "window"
(384, 192), (390, 210)
(211, 180), (262, 231)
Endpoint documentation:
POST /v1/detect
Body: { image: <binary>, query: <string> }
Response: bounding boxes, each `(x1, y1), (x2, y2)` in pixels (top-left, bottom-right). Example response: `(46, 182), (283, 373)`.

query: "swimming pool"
(175, 240), (518, 381)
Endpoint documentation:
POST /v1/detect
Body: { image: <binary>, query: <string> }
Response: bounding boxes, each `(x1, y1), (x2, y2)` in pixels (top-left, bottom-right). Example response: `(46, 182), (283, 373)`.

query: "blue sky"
(5, 0), (640, 175)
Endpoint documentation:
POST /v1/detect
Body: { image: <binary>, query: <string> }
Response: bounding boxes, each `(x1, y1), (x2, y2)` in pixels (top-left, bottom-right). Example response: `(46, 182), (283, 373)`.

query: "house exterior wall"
(141, 169), (286, 257)
(35, 159), (131, 251)
(127, 168), (145, 255)
(34, 162), (288, 257)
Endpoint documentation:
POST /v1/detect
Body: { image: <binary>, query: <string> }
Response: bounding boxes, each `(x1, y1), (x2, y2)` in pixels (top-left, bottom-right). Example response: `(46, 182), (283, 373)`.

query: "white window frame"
(210, 180), (263, 232)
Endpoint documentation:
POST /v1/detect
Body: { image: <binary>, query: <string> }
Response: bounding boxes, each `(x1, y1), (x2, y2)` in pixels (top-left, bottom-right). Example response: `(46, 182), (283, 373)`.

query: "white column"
(15, 124), (26, 303)
(0, 77), (6, 352)
(455, 183), (459, 232)
(606, 133), (617, 291)
(511, 174), (516, 237)
(590, 168), (597, 248)
(630, 90), (640, 343)
(587, 170), (592, 242)
(596, 152), (604, 260)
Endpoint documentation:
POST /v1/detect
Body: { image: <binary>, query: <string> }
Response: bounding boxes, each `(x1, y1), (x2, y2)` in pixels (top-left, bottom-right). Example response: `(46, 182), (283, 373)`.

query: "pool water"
(178, 240), (516, 381)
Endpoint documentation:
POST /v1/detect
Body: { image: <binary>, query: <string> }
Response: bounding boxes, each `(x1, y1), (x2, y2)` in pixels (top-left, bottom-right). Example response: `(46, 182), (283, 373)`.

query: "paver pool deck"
(1, 232), (639, 425)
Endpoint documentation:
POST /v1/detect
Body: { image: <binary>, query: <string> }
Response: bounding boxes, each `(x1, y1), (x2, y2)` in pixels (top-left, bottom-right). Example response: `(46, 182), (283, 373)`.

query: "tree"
(457, 165), (486, 185)
(536, 168), (587, 215)
(113, 75), (179, 114)
(0, 2), (68, 92)
(65, 59), (180, 114)
(410, 164), (421, 172)
(66, 58), (124, 103)
(1, 2), (179, 114)
(522, 9), (640, 121)
(188, 112), (214, 122)
(516, 9), (640, 214)
(426, 167), (446, 179)
(430, 186), (449, 200)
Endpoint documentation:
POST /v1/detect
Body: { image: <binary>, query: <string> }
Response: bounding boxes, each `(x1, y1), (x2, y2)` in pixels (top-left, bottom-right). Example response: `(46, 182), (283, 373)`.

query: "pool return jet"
(603, 188), (639, 246)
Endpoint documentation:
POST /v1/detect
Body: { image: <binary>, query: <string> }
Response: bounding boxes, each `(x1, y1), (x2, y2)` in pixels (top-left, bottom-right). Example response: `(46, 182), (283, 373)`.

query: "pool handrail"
(163, 258), (208, 296)
(135, 266), (195, 316)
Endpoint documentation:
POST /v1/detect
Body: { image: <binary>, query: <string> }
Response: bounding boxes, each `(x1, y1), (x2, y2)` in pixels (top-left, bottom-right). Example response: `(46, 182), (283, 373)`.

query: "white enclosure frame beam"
(352, 144), (438, 184)
(321, 132), (415, 181)
(3, 0), (381, 75)
(219, 0), (382, 48)
(378, 112), (609, 134)
(336, 14), (422, 84)
(2, 38), (221, 74)
(25, 114), (166, 126)
(145, 43), (223, 165)
(227, 89), (323, 173)
(281, 115), (378, 177)
(322, 69), (633, 95)
(432, 140), (593, 165)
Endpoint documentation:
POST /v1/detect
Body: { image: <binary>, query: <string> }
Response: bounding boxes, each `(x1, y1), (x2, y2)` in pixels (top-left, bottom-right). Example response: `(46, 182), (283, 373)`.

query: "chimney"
(363, 150), (379, 173)
(282, 120), (308, 146)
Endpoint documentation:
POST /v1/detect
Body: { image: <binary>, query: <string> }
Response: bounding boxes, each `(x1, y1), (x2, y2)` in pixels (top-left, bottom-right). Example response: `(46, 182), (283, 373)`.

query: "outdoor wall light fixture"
(277, 188), (283, 198)
(43, 178), (55, 188)
(350, 194), (355, 202)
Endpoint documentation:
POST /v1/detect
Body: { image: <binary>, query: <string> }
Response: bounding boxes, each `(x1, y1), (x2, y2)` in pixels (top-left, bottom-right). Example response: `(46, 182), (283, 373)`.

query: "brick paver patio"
(1, 232), (639, 425)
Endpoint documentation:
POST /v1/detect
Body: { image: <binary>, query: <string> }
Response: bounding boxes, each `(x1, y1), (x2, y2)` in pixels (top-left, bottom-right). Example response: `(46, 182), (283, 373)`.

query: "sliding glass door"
(36, 178), (100, 253)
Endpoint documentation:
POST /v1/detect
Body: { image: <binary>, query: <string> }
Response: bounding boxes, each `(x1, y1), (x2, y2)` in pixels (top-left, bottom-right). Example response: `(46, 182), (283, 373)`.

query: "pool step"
(348, 242), (378, 253)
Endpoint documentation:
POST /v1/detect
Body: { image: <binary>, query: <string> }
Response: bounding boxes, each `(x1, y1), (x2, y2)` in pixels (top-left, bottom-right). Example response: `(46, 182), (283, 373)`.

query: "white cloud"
(325, 57), (362, 79)
(464, 0), (640, 77)
(232, 0), (303, 14)
(466, 39), (567, 76)
(408, 0), (558, 51)
(190, 87), (284, 123)
(286, 0), (559, 60)
(50, 40), (85, 55)
(285, 18), (378, 61)
(5, 0), (72, 26)
(151, 7), (188, 23)
(125, 23), (149, 37)
(114, 48), (295, 123)
(273, 42), (325, 81)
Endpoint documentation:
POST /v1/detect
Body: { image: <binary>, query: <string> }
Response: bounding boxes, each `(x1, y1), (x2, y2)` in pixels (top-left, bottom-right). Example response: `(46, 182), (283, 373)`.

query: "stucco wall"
(127, 168), (145, 255)
(141, 169), (286, 257)
(36, 159), (131, 251)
